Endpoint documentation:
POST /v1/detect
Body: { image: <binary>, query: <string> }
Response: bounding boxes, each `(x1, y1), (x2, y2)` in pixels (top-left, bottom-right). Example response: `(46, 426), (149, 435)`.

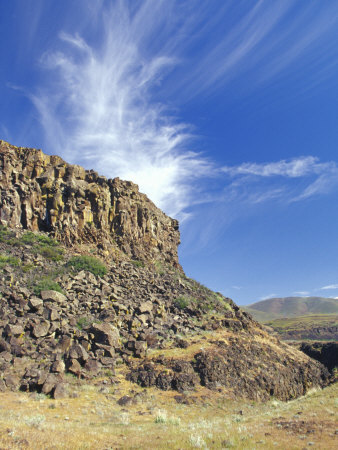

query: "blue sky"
(1, 0), (338, 304)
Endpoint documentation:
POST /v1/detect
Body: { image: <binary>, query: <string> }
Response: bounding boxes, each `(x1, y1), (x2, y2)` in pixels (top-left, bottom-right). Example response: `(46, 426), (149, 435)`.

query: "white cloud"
(173, 1), (338, 100)
(222, 157), (327, 178)
(320, 284), (338, 290)
(30, 1), (214, 220)
(293, 291), (310, 296)
(221, 157), (338, 206)
(259, 294), (277, 301)
(28, 1), (338, 223)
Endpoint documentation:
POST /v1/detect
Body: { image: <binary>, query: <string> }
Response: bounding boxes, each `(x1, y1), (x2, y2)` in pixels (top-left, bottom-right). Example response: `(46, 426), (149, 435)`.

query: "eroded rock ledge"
(0, 140), (180, 267)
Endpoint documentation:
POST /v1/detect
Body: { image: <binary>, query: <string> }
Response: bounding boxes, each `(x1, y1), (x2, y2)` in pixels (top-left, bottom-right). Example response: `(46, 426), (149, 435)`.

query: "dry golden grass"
(0, 370), (337, 450)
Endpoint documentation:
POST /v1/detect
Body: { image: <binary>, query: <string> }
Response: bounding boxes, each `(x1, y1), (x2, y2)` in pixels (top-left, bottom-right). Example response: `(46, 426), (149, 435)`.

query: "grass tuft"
(33, 277), (64, 296)
(67, 255), (107, 277)
(0, 254), (20, 268)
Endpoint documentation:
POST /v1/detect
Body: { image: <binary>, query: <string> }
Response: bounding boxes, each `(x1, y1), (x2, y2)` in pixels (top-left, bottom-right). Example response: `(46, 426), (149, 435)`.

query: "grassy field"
(0, 372), (337, 449)
(242, 307), (281, 322)
(265, 314), (338, 332)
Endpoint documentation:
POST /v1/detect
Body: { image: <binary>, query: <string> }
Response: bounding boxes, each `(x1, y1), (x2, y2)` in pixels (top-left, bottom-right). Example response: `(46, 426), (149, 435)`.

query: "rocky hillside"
(0, 141), (333, 402)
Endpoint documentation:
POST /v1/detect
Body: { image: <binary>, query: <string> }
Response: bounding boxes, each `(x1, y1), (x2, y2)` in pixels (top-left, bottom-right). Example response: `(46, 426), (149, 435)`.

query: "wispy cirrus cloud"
(320, 284), (338, 290)
(30, 1), (214, 220)
(222, 157), (330, 178)
(28, 0), (338, 222)
(259, 294), (277, 301)
(293, 291), (310, 296)
(174, 1), (338, 99)
(221, 157), (338, 205)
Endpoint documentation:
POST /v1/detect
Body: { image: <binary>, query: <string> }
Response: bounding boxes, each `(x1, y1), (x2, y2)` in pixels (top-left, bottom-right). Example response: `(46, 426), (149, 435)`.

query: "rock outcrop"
(0, 140), (180, 267)
(0, 140), (333, 401)
(295, 342), (338, 374)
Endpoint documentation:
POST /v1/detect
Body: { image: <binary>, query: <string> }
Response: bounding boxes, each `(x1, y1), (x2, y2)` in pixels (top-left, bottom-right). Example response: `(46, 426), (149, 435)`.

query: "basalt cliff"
(0, 140), (332, 401)
(0, 140), (180, 268)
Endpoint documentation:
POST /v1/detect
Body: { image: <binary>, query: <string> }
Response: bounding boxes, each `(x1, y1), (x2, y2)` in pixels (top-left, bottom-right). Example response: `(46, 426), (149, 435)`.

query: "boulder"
(84, 359), (101, 375)
(5, 324), (24, 337)
(42, 374), (58, 395)
(32, 321), (50, 338)
(68, 359), (82, 376)
(57, 336), (72, 353)
(51, 360), (65, 373)
(53, 382), (67, 399)
(68, 344), (89, 363)
(90, 323), (120, 348)
(41, 290), (67, 304)
(138, 301), (153, 314)
(28, 297), (43, 311)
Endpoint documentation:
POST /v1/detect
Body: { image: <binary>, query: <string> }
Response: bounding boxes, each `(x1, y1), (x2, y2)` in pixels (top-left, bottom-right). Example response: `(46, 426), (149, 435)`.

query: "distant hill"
(243, 296), (338, 322)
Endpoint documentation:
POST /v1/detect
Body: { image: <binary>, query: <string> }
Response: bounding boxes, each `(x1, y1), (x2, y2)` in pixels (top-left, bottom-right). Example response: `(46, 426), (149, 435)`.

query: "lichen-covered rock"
(41, 290), (67, 304)
(0, 140), (181, 267)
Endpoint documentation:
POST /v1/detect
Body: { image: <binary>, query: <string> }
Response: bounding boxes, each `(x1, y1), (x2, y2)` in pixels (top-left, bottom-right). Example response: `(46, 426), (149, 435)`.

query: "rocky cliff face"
(0, 140), (180, 267)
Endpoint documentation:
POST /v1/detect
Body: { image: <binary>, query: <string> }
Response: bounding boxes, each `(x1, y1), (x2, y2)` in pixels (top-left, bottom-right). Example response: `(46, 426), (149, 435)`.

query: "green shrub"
(20, 232), (38, 245)
(0, 229), (62, 260)
(154, 410), (167, 424)
(36, 235), (59, 246)
(33, 278), (64, 296)
(0, 226), (17, 244)
(0, 225), (9, 240)
(154, 261), (165, 275)
(0, 254), (20, 268)
(22, 263), (35, 273)
(131, 259), (144, 268)
(67, 255), (107, 277)
(174, 296), (190, 310)
(21, 232), (59, 247)
(36, 245), (64, 261)
(18, 232), (63, 260)
(76, 317), (92, 330)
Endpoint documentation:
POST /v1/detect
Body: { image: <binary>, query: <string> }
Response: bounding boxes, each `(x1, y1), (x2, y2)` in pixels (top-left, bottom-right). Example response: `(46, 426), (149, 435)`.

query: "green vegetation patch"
(265, 314), (338, 332)
(22, 263), (35, 273)
(76, 316), (93, 330)
(21, 232), (63, 261)
(0, 254), (20, 268)
(174, 296), (191, 310)
(173, 281), (233, 314)
(76, 316), (101, 330)
(67, 255), (107, 277)
(0, 225), (17, 244)
(36, 245), (64, 261)
(33, 277), (64, 296)
(131, 259), (144, 268)
(0, 227), (63, 261)
(20, 232), (59, 247)
(154, 261), (165, 275)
